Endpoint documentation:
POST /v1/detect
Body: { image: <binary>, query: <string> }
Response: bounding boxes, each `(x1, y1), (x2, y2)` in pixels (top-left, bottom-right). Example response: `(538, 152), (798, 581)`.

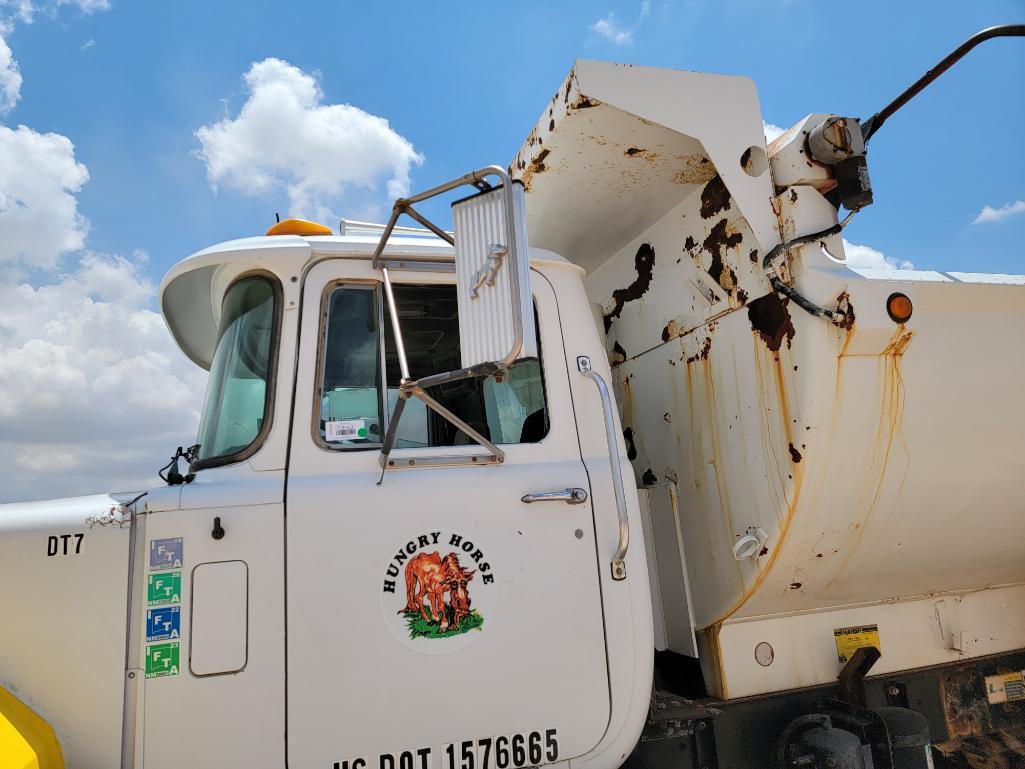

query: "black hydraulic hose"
(862, 24), (1025, 142)
(761, 211), (856, 320)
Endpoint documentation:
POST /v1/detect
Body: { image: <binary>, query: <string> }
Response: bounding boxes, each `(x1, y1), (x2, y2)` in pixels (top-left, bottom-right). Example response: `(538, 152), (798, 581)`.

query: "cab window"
(317, 283), (548, 449)
(194, 276), (279, 466)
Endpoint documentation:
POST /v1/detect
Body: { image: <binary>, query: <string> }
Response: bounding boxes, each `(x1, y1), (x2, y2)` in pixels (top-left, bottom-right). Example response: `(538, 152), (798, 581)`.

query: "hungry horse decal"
(401, 551), (476, 634)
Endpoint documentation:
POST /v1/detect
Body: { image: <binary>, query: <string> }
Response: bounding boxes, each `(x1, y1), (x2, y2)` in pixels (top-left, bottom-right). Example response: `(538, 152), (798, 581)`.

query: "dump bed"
(513, 60), (1025, 699)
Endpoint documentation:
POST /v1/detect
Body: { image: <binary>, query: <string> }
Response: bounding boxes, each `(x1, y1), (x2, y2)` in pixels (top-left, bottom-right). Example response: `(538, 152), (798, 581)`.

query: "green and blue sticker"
(146, 538), (184, 678)
(145, 642), (180, 678)
(146, 606), (181, 642)
(147, 571), (181, 606)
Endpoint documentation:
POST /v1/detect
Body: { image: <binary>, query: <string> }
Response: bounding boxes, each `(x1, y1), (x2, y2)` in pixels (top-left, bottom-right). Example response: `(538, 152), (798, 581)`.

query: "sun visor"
(511, 59), (778, 273)
(160, 235), (312, 369)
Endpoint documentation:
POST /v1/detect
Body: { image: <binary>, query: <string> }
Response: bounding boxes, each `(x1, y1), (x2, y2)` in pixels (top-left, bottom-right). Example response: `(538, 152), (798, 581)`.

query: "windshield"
(194, 276), (277, 465)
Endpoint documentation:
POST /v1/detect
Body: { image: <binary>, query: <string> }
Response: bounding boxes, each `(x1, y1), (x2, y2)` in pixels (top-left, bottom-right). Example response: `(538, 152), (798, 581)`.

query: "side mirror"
(451, 179), (537, 368)
(370, 167), (538, 481)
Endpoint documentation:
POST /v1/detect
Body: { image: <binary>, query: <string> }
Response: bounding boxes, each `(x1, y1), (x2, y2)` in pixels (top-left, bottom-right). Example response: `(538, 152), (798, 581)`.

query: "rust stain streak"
(707, 339), (805, 627)
(826, 326), (914, 587)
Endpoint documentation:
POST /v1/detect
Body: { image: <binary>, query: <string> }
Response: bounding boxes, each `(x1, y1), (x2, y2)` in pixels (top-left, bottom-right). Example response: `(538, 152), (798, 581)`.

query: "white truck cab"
(140, 209), (654, 769)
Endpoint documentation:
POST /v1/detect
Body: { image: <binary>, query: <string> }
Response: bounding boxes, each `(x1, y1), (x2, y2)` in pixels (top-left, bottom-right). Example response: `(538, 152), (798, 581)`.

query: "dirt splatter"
(609, 340), (627, 367)
(603, 243), (655, 331)
(737, 288), (749, 305)
(623, 427), (638, 461)
(700, 175), (731, 219)
(749, 249), (759, 263)
(641, 468), (658, 486)
(747, 293), (795, 352)
(703, 219), (742, 293)
(789, 582), (802, 590)
(685, 336), (713, 364)
(625, 147), (645, 156)
(529, 148), (550, 174)
(788, 443), (802, 463)
(684, 235), (697, 252)
(836, 291), (856, 331)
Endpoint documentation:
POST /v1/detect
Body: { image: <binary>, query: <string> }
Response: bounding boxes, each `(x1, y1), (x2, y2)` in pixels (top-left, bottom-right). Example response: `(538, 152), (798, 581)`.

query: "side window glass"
(383, 284), (549, 448)
(318, 285), (383, 447)
(483, 359), (547, 443)
(315, 282), (549, 451)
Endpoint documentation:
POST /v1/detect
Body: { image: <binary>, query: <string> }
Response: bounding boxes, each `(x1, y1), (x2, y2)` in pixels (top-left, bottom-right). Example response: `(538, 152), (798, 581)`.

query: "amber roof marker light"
(886, 293), (913, 324)
(265, 218), (333, 236)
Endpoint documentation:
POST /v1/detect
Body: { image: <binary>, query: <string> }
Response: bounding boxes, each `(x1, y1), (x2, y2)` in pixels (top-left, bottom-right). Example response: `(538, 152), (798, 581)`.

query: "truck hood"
(0, 492), (139, 532)
(0, 491), (140, 766)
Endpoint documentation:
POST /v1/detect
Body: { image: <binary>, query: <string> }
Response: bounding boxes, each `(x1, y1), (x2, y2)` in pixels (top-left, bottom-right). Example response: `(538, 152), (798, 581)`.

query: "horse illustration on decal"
(399, 551), (482, 639)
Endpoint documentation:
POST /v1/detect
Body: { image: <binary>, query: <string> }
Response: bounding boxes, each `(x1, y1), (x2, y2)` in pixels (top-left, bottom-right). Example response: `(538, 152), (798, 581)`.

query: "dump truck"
(1, 25), (1023, 769)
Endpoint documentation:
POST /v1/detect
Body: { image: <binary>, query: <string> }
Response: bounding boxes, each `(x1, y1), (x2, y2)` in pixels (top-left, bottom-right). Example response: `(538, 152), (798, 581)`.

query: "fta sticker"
(147, 571), (181, 606)
(145, 642), (180, 679)
(833, 624), (881, 663)
(150, 537), (183, 570)
(326, 419), (367, 441)
(146, 606), (181, 642)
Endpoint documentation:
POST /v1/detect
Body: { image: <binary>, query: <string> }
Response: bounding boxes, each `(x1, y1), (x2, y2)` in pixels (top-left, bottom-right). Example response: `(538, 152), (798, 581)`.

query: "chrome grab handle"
(521, 488), (588, 505)
(577, 355), (629, 581)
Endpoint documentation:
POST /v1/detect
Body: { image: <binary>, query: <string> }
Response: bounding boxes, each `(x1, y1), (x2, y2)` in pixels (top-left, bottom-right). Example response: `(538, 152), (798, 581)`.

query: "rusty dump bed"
(513, 60), (1025, 699)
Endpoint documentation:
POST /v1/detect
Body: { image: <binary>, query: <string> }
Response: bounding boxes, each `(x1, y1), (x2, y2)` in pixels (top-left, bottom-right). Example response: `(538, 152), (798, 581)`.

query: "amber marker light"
(886, 292), (913, 324)
(265, 218), (333, 236)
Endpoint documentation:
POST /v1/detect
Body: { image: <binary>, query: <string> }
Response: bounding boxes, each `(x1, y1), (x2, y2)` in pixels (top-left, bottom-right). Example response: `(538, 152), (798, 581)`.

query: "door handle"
(521, 488), (588, 505)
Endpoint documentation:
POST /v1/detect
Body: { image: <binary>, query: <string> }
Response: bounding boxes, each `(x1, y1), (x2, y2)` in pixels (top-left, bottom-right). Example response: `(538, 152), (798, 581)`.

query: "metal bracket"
(376, 381), (505, 485)
(837, 645), (881, 708)
(372, 166), (527, 486)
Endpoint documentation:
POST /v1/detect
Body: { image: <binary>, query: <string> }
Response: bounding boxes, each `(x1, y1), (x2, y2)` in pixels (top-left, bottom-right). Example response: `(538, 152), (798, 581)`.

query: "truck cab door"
(285, 259), (611, 768)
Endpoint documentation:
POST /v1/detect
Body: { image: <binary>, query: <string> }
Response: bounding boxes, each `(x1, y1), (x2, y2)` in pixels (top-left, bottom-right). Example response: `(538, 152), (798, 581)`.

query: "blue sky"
(6, 0), (1024, 276)
(0, 0), (1022, 502)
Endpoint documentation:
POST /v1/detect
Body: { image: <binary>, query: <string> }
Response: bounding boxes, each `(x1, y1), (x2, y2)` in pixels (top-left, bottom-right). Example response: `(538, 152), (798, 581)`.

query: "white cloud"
(15, 444), (76, 473)
(0, 123), (90, 269)
(589, 2), (651, 45)
(195, 57), (424, 223)
(80, 37), (94, 50)
(0, 0), (109, 24)
(591, 12), (634, 45)
(763, 120), (786, 143)
(58, 0), (108, 11)
(0, 31), (21, 113)
(972, 200), (1025, 225)
(0, 252), (206, 502)
(0, 0), (189, 504)
(842, 239), (914, 271)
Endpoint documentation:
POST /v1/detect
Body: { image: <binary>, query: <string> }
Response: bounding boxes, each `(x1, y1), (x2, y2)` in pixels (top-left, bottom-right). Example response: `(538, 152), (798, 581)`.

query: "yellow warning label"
(833, 624), (881, 663)
(985, 671), (1025, 705)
